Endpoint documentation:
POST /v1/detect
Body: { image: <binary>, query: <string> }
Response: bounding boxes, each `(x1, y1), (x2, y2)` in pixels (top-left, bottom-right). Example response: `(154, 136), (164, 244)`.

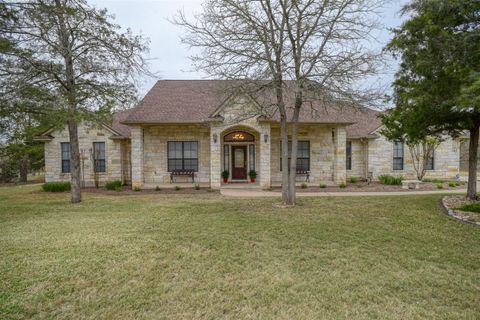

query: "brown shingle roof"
(112, 109), (133, 138)
(123, 80), (381, 138)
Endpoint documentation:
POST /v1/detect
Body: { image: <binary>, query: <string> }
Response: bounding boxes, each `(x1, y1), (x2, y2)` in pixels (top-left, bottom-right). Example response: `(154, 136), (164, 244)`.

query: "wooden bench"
(402, 179), (421, 190)
(296, 169), (310, 182)
(170, 169), (195, 183)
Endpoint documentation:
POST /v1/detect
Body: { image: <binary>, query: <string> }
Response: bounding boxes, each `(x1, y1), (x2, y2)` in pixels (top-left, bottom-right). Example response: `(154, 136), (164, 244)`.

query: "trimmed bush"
(175, 186), (181, 191)
(448, 182), (459, 187)
(319, 184), (327, 188)
(105, 180), (122, 191)
(349, 176), (359, 183)
(378, 175), (403, 185)
(300, 183), (308, 189)
(42, 182), (71, 192)
(436, 183), (444, 189)
(339, 183), (346, 188)
(194, 184), (201, 190)
(155, 186), (162, 191)
(133, 185), (141, 192)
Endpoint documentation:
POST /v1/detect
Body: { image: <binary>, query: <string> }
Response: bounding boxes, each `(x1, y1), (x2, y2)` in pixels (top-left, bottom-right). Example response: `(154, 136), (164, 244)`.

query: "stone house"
(35, 80), (461, 189)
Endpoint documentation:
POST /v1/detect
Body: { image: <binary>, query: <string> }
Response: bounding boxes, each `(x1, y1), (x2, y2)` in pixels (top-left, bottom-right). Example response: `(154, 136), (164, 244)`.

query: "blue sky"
(90, 0), (408, 95)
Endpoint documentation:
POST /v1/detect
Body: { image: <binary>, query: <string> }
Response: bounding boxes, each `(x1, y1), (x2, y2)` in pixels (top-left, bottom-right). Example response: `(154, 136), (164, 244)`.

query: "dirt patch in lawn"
(272, 181), (465, 193)
(442, 196), (480, 225)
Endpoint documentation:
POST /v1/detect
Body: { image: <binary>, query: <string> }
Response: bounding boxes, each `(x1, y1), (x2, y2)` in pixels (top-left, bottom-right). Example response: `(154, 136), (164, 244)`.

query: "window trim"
(167, 141), (199, 172)
(93, 141), (106, 173)
(280, 140), (310, 171)
(346, 141), (352, 171)
(393, 141), (404, 171)
(61, 142), (70, 174)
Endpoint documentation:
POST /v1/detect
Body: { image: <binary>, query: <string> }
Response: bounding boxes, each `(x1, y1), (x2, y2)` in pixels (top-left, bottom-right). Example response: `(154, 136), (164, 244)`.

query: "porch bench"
(296, 169), (310, 182)
(402, 179), (421, 190)
(170, 169), (195, 183)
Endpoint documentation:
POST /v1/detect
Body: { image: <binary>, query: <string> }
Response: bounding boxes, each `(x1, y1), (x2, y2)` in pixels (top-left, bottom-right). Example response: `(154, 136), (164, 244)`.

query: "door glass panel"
(234, 148), (244, 168)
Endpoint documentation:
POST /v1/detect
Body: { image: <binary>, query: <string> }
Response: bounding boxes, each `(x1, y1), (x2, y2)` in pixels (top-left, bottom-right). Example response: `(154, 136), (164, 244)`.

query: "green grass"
(0, 185), (479, 319)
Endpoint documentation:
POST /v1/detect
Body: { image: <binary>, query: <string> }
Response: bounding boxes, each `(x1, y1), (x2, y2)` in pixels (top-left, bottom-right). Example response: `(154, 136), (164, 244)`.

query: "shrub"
(300, 183), (308, 189)
(133, 184), (141, 192)
(42, 182), (71, 192)
(457, 203), (480, 213)
(155, 186), (161, 191)
(349, 176), (359, 183)
(248, 170), (257, 179)
(175, 186), (181, 191)
(221, 170), (229, 179)
(448, 182), (459, 187)
(378, 175), (403, 185)
(423, 178), (446, 183)
(436, 183), (444, 189)
(207, 187), (214, 192)
(194, 184), (200, 190)
(339, 182), (346, 188)
(319, 184), (327, 188)
(105, 180), (122, 191)
(114, 186), (122, 192)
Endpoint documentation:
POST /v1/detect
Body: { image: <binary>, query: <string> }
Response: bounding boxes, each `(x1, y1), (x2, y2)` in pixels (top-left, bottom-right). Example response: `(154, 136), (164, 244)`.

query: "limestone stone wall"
(141, 124), (211, 186)
(270, 124), (341, 185)
(367, 134), (460, 180)
(44, 122), (125, 187)
(347, 139), (367, 180)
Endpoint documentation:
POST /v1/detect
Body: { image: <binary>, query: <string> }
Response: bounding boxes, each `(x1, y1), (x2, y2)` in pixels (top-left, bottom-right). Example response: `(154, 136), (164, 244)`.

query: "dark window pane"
(393, 141), (404, 170)
(167, 141), (199, 171)
(249, 144), (255, 171)
(346, 141), (352, 170)
(61, 143), (70, 173)
(280, 140), (310, 171)
(224, 145), (229, 171)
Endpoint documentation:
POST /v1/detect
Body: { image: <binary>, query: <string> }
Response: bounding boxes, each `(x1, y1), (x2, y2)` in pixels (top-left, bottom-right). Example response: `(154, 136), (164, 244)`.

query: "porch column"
(260, 123), (271, 189)
(210, 127), (221, 189)
(131, 126), (144, 189)
(333, 127), (347, 185)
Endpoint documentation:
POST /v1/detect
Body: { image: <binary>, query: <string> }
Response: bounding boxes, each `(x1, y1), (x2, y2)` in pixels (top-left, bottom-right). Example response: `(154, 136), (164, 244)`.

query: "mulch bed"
(272, 181), (465, 193)
(33, 186), (218, 196)
(441, 196), (480, 225)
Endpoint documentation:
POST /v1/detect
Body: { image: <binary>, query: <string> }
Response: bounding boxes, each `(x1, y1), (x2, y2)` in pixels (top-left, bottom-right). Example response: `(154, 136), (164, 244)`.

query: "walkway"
(220, 188), (468, 197)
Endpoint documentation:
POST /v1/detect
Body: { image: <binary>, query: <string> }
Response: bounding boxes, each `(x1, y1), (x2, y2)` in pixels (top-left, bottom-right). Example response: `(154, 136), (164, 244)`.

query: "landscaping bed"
(442, 195), (480, 225)
(273, 181), (465, 192)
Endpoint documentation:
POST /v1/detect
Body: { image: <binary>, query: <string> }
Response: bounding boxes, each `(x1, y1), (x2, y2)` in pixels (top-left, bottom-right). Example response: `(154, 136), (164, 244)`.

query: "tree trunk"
(280, 116), (290, 204)
(55, 0), (82, 203)
(467, 122), (479, 200)
(286, 89), (303, 206)
(19, 155), (28, 183)
(68, 120), (82, 203)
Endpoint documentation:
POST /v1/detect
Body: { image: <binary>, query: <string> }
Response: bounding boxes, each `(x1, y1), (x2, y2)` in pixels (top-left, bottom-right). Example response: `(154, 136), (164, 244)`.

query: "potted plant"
(249, 170), (257, 183)
(221, 170), (229, 183)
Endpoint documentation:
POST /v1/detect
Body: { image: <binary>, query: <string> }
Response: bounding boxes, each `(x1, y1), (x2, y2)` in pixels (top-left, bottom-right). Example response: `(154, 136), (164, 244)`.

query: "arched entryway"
(221, 127), (260, 182)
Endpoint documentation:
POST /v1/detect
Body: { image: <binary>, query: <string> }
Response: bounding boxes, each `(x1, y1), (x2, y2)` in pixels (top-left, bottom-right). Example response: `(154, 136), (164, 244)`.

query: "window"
(61, 142), (70, 173)
(426, 148), (435, 170)
(249, 144), (255, 171)
(168, 141), (198, 171)
(346, 141), (352, 170)
(393, 141), (404, 170)
(280, 141), (310, 171)
(93, 142), (106, 173)
(223, 144), (229, 171)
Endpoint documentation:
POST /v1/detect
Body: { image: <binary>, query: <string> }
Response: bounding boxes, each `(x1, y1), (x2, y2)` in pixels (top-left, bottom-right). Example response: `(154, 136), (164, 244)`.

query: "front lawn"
(0, 186), (478, 319)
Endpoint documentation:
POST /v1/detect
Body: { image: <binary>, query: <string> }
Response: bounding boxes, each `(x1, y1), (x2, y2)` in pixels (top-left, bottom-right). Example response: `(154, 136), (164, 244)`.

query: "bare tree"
(175, 0), (384, 205)
(1, 0), (150, 203)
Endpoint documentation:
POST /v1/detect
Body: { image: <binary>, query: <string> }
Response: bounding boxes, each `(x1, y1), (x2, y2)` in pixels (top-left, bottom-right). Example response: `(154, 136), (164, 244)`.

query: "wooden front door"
(232, 145), (247, 179)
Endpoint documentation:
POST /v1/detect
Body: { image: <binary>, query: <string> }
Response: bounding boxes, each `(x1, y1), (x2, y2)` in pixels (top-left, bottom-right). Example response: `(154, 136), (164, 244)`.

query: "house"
(35, 80), (461, 189)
